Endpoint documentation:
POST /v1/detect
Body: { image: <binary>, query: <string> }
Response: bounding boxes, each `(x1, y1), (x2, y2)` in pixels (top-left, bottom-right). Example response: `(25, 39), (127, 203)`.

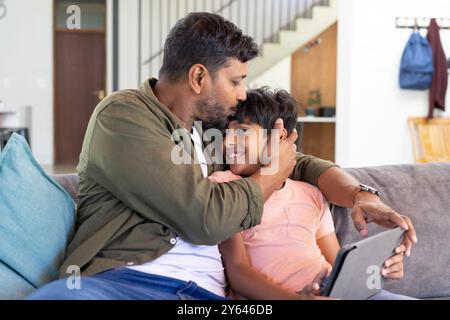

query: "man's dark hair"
(232, 87), (298, 134)
(159, 12), (259, 81)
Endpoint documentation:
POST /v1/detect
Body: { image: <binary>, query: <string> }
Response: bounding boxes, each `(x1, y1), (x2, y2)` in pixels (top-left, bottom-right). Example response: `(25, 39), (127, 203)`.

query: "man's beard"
(195, 96), (234, 132)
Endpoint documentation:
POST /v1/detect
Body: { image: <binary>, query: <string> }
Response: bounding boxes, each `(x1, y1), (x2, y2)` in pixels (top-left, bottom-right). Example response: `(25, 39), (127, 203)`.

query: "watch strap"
(351, 184), (380, 206)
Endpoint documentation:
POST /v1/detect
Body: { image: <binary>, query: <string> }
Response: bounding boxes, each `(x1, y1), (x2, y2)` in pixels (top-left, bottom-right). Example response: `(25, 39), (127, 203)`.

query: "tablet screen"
(321, 227), (405, 300)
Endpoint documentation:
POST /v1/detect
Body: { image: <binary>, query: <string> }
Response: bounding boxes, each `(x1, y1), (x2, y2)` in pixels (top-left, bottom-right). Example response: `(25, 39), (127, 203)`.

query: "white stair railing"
(139, 0), (330, 83)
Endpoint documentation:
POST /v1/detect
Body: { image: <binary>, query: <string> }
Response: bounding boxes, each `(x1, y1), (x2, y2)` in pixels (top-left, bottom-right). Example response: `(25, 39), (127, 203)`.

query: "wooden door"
(54, 0), (106, 165)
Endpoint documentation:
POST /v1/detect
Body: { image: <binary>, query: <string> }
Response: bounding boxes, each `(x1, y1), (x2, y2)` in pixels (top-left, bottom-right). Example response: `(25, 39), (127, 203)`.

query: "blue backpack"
(399, 32), (434, 90)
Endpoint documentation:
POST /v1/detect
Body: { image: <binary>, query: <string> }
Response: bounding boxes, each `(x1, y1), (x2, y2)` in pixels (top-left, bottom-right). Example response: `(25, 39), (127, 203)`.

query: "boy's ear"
(280, 128), (288, 140)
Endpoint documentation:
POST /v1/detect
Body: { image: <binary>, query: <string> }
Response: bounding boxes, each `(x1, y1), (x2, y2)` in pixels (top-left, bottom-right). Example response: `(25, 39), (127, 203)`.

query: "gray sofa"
(53, 162), (450, 299)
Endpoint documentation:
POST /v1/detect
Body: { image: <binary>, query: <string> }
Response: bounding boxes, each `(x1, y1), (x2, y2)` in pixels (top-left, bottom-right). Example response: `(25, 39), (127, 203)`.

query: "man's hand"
(351, 192), (418, 256)
(251, 119), (297, 201)
(267, 118), (298, 179)
(315, 167), (418, 258)
(382, 244), (406, 280)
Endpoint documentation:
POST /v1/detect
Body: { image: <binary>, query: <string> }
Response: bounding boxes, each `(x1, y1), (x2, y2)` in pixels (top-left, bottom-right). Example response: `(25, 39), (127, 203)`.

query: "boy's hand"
(297, 283), (328, 300)
(382, 244), (406, 280)
(296, 267), (338, 300)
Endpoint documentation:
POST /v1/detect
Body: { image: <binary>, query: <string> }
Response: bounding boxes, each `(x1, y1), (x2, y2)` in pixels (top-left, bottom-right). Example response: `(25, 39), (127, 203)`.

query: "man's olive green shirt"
(58, 79), (337, 278)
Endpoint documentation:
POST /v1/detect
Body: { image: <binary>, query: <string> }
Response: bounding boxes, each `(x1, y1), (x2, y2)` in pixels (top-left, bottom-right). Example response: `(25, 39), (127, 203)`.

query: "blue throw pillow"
(0, 262), (36, 300)
(0, 133), (75, 298)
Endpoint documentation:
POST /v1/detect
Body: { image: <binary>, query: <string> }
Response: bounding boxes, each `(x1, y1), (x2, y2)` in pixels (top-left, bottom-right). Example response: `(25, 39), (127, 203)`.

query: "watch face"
(359, 184), (379, 195)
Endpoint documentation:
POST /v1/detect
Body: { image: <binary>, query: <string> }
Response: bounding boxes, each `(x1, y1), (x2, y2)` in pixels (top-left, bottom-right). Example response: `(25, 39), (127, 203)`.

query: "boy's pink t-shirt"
(209, 170), (335, 292)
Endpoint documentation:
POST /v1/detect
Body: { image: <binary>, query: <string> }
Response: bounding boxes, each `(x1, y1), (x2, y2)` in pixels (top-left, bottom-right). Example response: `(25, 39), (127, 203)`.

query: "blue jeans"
(27, 268), (228, 300)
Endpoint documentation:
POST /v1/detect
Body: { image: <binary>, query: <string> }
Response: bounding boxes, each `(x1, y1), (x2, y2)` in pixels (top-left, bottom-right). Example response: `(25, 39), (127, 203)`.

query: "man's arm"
(289, 155), (418, 256)
(289, 152), (339, 188)
(317, 166), (362, 208)
(86, 100), (264, 245)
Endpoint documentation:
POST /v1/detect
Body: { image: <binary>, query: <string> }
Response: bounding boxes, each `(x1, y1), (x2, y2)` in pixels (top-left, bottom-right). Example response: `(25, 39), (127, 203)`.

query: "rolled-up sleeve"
(290, 152), (339, 187)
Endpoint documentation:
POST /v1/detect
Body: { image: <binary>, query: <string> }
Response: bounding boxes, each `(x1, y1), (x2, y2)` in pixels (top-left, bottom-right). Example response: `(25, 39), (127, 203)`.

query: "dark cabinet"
(0, 128), (30, 151)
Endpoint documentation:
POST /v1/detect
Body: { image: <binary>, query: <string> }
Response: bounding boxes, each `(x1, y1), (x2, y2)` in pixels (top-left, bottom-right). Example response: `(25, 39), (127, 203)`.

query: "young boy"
(212, 87), (413, 300)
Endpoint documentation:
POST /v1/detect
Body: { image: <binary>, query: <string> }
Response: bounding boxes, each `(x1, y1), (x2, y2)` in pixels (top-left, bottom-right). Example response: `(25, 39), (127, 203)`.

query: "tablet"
(321, 227), (405, 300)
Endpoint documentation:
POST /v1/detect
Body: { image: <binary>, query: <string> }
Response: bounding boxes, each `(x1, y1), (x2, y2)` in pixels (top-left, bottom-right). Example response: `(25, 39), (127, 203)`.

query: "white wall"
(0, 0), (53, 164)
(336, 0), (450, 168)
(118, 0), (140, 90)
(249, 56), (292, 92)
(0, 0), (115, 165)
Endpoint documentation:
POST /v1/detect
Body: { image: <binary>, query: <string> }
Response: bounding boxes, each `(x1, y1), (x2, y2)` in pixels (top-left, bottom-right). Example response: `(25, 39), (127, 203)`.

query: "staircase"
(140, 0), (338, 83)
(248, 0), (338, 80)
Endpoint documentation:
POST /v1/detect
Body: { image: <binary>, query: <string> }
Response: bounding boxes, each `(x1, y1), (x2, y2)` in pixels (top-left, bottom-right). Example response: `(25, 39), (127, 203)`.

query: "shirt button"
(127, 262), (134, 266)
(170, 238), (177, 245)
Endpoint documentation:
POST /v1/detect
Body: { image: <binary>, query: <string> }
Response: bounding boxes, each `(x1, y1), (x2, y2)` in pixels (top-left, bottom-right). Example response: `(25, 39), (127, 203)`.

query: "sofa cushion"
(332, 163), (450, 299)
(0, 133), (76, 298)
(53, 174), (79, 201)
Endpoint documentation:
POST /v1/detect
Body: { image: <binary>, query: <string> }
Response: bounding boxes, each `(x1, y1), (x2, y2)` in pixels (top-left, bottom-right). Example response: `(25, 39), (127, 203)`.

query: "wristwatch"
(352, 184), (380, 205)
(359, 184), (380, 196)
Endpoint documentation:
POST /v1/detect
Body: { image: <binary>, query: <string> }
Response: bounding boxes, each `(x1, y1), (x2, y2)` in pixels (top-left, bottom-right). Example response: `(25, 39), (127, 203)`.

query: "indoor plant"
(305, 89), (321, 117)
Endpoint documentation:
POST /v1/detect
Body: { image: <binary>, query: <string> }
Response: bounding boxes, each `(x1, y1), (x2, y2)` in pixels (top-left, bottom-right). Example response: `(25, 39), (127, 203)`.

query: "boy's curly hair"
(231, 87), (298, 134)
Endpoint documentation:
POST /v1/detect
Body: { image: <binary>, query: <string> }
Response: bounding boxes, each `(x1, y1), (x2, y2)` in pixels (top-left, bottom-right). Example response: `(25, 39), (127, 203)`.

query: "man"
(29, 12), (416, 300)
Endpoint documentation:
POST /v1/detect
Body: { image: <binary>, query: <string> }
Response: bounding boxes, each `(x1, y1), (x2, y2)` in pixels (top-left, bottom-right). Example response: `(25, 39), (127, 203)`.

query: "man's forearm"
(317, 167), (360, 208)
